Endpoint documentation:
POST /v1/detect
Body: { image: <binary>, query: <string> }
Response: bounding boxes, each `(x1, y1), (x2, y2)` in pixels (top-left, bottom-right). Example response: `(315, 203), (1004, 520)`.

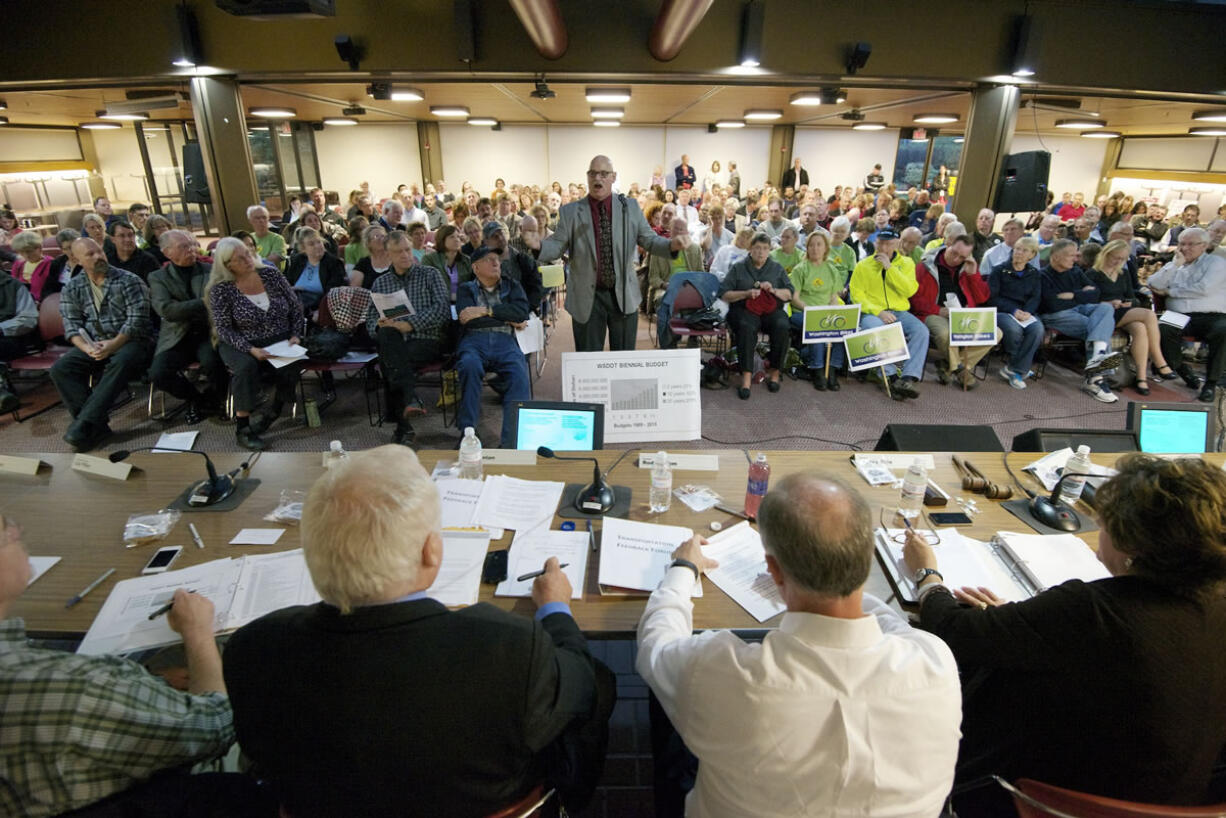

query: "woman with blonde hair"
(789, 230), (846, 390)
(1088, 238), (1175, 395)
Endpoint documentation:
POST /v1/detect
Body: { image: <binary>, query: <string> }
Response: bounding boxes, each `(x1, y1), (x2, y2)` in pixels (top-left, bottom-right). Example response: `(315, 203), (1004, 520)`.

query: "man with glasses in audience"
(1149, 227), (1226, 402)
(981, 218), (1032, 277)
(523, 155), (689, 352)
(105, 220), (160, 283)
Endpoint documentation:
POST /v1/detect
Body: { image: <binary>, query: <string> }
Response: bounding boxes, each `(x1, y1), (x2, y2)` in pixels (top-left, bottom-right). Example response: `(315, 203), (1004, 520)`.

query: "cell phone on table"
(142, 546), (183, 575)
(927, 511), (973, 526)
(482, 550), (509, 584)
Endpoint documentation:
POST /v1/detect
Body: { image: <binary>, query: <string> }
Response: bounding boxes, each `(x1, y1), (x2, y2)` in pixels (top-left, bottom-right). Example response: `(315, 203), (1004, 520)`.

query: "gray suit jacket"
(149, 261), (210, 354)
(537, 195), (672, 323)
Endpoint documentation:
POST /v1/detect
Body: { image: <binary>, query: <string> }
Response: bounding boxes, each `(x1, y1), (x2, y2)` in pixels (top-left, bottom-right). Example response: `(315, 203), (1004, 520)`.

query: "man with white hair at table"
(223, 445), (613, 818)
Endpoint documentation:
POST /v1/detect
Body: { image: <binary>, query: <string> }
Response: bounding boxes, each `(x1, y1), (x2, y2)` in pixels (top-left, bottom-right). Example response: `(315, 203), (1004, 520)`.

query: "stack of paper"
(436, 478), (503, 538)
(495, 529), (590, 599)
(152, 431), (198, 453)
(261, 340), (309, 369)
(597, 517), (701, 597)
(701, 522), (785, 622)
(995, 531), (1110, 590)
(428, 530), (492, 607)
(471, 475), (564, 534)
(878, 528), (1030, 602)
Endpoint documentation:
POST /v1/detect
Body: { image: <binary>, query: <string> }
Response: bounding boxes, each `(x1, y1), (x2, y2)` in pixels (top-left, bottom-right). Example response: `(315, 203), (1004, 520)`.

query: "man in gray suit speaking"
(524, 155), (691, 351)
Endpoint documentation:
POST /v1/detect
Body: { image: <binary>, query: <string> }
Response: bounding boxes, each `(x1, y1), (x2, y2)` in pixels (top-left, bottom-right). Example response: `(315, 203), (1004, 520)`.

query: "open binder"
(875, 528), (1110, 606)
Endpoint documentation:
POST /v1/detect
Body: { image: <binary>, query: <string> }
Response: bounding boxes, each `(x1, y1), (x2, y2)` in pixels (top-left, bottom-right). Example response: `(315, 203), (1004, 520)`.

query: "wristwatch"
(671, 558), (701, 580)
(913, 567), (944, 585)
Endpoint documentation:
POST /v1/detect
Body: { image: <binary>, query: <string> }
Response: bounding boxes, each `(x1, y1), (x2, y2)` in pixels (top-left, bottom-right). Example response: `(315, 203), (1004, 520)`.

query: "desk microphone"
(537, 446), (615, 513)
(109, 447), (242, 507)
(1028, 472), (1094, 533)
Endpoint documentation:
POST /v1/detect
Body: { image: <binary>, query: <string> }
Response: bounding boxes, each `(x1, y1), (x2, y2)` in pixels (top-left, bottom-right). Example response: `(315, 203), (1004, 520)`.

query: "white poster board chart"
(561, 348), (701, 443)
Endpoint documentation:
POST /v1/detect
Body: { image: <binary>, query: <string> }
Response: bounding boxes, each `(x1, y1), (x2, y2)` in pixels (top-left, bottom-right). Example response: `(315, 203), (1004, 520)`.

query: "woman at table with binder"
(903, 454), (1226, 809)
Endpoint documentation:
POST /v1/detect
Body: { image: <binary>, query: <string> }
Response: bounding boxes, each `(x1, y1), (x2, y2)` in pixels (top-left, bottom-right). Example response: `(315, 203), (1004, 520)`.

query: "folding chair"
(8, 292), (70, 422)
(996, 776), (1226, 818)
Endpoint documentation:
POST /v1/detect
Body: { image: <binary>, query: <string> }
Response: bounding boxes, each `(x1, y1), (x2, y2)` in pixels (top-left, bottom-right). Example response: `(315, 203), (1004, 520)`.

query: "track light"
(1011, 16), (1040, 77)
(0, 117), (8, 126)
(845, 42), (871, 75)
(174, 4), (203, 68)
(738, 0), (764, 67)
(334, 34), (363, 71)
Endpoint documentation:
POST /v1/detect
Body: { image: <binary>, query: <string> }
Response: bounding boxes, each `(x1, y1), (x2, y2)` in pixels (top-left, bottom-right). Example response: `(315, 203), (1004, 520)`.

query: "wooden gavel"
(952, 455), (1013, 500)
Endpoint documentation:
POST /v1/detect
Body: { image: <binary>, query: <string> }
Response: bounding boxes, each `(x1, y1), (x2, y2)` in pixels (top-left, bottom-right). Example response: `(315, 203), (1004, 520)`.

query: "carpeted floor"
(0, 308), (1207, 455)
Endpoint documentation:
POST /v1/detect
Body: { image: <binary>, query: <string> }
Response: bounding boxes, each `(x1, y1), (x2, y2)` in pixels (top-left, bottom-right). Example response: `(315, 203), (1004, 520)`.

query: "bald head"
(72, 237), (109, 279)
(519, 214), (538, 234)
(586, 155), (616, 201)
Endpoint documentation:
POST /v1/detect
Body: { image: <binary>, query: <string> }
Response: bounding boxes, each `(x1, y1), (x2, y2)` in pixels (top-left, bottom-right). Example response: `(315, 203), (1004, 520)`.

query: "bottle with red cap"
(744, 453), (771, 520)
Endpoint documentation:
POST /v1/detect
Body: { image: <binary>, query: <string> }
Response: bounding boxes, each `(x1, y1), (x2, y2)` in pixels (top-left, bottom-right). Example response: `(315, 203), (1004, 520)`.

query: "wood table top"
(6, 448), (1209, 638)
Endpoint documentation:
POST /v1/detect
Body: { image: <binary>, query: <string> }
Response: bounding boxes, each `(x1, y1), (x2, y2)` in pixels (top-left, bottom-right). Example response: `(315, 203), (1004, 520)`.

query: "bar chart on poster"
(562, 349), (702, 443)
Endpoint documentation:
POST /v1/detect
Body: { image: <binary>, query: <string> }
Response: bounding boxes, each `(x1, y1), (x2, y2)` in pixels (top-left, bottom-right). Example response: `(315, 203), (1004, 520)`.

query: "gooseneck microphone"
(1028, 472), (1094, 533)
(109, 447), (235, 507)
(537, 446), (615, 514)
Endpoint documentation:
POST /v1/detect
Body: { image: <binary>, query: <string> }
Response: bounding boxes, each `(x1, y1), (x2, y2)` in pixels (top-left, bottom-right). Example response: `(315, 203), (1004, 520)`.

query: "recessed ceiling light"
(97, 110), (149, 121)
(172, 57), (196, 68)
(1011, 67), (1036, 77)
(0, 99), (7, 111)
(467, 117), (497, 126)
(591, 108), (624, 119)
(80, 121), (121, 130)
(789, 91), (822, 106)
(852, 122), (887, 131)
(323, 117), (358, 126)
(1191, 110), (1226, 123)
(0, 117), (8, 126)
(1189, 126), (1226, 136)
(1055, 118), (1103, 129)
(593, 121), (620, 128)
(586, 87), (631, 103)
(249, 107), (297, 118)
(1081, 130), (1121, 138)
(390, 87), (425, 102)
(914, 114), (959, 124)
(430, 106), (470, 117)
(744, 109), (782, 120)
(715, 120), (746, 129)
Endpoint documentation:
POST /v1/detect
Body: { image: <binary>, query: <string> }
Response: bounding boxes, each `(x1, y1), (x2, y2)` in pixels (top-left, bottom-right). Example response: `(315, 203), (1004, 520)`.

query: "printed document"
(598, 517), (701, 597)
(436, 478), (503, 539)
(701, 522), (784, 622)
(471, 475), (564, 534)
(219, 549), (320, 630)
(428, 530), (492, 607)
(878, 528), (1029, 602)
(152, 431), (198, 453)
(516, 313), (545, 355)
(261, 340), (309, 369)
(371, 290), (415, 320)
(994, 531), (1110, 590)
(495, 529), (589, 599)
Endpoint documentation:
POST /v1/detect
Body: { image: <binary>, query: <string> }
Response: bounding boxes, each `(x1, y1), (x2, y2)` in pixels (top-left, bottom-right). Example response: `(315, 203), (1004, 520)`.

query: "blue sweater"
(988, 260), (1042, 315)
(1039, 264), (1100, 314)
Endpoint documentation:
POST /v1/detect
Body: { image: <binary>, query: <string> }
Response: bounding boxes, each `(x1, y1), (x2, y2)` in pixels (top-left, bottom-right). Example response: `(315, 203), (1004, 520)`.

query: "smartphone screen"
(143, 547), (181, 573)
(928, 512), (973, 526)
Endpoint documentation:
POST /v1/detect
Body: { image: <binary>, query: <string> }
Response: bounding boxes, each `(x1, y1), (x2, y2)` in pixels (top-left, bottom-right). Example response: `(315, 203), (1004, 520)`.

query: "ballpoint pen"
(148, 590), (195, 620)
(586, 519), (596, 552)
(188, 523), (205, 550)
(516, 563), (570, 582)
(65, 568), (115, 608)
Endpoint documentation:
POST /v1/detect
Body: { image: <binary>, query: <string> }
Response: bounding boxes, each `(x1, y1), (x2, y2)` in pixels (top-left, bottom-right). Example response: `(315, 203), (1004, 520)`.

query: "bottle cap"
(329, 440), (342, 452)
(709, 521), (723, 532)
(464, 427), (475, 437)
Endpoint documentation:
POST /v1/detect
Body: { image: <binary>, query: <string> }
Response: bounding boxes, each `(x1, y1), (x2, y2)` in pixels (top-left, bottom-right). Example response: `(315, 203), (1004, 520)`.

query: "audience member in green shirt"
(828, 217), (858, 282)
(247, 205), (287, 270)
(769, 226), (803, 273)
(788, 231), (846, 391)
(344, 217), (370, 268)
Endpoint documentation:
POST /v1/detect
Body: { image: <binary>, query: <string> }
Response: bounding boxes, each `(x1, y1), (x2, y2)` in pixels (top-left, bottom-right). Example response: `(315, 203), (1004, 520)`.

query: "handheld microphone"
(109, 447), (236, 507)
(1028, 472), (1094, 533)
(537, 446), (614, 513)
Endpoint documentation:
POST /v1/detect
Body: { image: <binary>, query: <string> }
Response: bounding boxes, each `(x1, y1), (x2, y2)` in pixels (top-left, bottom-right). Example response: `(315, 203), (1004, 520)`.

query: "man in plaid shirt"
(0, 515), (269, 817)
(49, 238), (152, 451)
(367, 230), (449, 445)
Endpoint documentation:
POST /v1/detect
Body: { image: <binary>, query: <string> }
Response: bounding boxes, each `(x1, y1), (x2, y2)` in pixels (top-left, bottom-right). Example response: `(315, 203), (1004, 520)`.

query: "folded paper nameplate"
(72, 454), (132, 480)
(0, 455), (41, 476)
(637, 453), (719, 471)
(480, 449), (537, 466)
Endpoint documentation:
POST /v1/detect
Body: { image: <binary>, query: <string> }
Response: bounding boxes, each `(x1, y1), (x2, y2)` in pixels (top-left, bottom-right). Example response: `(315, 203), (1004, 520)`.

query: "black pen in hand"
(148, 590), (195, 620)
(516, 563), (569, 583)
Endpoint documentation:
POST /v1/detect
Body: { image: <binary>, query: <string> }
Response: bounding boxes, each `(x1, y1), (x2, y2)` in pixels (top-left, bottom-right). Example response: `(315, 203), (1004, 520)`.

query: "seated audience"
(50, 237), (152, 451)
(105, 219), (160, 282)
(143, 215), (173, 266)
(0, 271), (39, 412)
(847, 217), (875, 260)
(827, 216), (857, 278)
(247, 205), (286, 269)
(718, 232), (792, 400)
(1032, 213), (1061, 262)
(285, 226), (347, 312)
(149, 230), (225, 423)
(0, 516), (273, 818)
(43, 228), (80, 300)
(1038, 239), (1123, 403)
(898, 224), (924, 267)
(971, 207), (1000, 263)
(709, 226), (752, 281)
(1148, 226), (1226, 402)
(343, 216), (370, 268)
(1087, 238), (1173, 395)
(206, 237), (305, 451)
(224, 445), (610, 818)
(290, 207), (340, 257)
(910, 234), (999, 390)
(484, 221), (543, 312)
(648, 217), (703, 314)
(702, 204), (732, 268)
(422, 192), (448, 230)
(9, 231), (54, 302)
(351, 224), (390, 289)
(904, 454), (1226, 807)
(367, 230), (449, 446)
(307, 187), (348, 238)
(510, 214), (542, 257)
(849, 229), (928, 400)
(377, 198), (404, 234)
(455, 247), (531, 448)
(769, 225), (803, 273)
(988, 235), (1045, 389)
(421, 223), (473, 302)
(81, 213), (112, 255)
(638, 472), (960, 818)
(788, 230), (846, 391)
(460, 216), (483, 257)
(757, 198), (793, 243)
(980, 218), (1032, 275)
(407, 221), (429, 262)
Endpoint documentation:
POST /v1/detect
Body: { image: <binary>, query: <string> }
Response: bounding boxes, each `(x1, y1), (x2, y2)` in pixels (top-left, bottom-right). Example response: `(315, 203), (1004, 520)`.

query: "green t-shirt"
(770, 246), (804, 274)
(789, 259), (845, 308)
(828, 243), (857, 280)
(345, 241), (369, 266)
(254, 232), (287, 269)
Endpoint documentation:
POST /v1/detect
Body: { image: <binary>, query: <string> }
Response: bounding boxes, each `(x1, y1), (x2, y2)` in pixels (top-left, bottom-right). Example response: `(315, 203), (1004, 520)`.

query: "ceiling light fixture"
(744, 109), (782, 120)
(1189, 126), (1226, 137)
(390, 87), (424, 101)
(591, 108), (624, 119)
(174, 4), (203, 68)
(430, 106), (470, 117)
(586, 87), (631, 103)
(80, 121), (122, 130)
(913, 113), (959, 124)
(594, 121), (620, 128)
(1191, 110), (1226, 123)
(1055, 118), (1103, 129)
(0, 99), (7, 111)
(467, 117), (498, 126)
(852, 121), (887, 131)
(715, 120), (746, 129)
(249, 107), (297, 118)
(530, 79), (556, 100)
(0, 117), (8, 126)
(738, 0), (765, 67)
(789, 91), (822, 106)
(323, 117), (358, 126)
(1080, 130), (1121, 139)
(1011, 15), (1040, 77)
(97, 110), (149, 121)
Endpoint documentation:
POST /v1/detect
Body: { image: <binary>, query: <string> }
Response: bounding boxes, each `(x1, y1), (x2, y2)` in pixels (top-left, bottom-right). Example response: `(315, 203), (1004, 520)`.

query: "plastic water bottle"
(898, 459), (928, 519)
(1059, 445), (1092, 506)
(744, 453), (771, 520)
(649, 451), (673, 513)
(325, 440), (348, 468)
(459, 427), (483, 480)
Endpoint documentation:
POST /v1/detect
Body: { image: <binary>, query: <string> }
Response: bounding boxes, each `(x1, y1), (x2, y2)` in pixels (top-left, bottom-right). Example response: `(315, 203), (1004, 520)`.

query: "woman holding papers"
(987, 236), (1044, 390)
(903, 454), (1226, 809)
(206, 237), (306, 451)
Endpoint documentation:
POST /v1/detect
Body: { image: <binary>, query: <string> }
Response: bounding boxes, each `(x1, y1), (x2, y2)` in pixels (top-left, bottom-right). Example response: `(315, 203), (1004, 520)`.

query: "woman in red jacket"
(909, 234), (1000, 390)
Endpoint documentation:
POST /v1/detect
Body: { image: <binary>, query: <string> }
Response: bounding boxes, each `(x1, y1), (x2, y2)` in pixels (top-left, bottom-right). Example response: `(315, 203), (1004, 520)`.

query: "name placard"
(637, 453), (720, 471)
(71, 454), (132, 480)
(480, 449), (537, 466)
(0, 455), (41, 476)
